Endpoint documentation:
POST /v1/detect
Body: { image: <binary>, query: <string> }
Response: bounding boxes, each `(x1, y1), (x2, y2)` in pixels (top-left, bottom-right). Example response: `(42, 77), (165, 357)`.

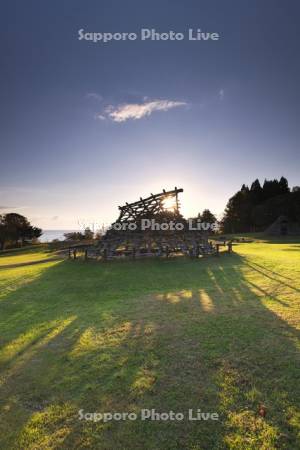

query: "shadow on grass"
(247, 261), (295, 281)
(244, 262), (300, 294)
(0, 255), (299, 449)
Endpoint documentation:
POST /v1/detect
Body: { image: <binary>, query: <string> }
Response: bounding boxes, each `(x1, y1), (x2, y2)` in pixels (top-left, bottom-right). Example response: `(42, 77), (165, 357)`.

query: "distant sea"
(40, 230), (77, 243)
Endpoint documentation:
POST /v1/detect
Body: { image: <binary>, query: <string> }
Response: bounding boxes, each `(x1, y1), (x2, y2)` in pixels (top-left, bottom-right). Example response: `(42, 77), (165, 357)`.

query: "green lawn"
(0, 239), (299, 449)
(0, 245), (58, 267)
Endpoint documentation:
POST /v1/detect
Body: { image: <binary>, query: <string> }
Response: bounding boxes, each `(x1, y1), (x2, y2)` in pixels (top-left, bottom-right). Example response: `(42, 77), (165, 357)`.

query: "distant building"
(264, 215), (300, 236)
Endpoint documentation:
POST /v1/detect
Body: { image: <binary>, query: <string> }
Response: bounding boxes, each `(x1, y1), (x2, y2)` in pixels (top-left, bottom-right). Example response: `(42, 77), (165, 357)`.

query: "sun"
(162, 197), (176, 211)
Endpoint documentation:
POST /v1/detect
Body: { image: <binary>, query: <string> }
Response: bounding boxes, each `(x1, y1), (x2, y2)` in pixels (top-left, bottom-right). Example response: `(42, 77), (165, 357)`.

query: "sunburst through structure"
(93, 187), (215, 259)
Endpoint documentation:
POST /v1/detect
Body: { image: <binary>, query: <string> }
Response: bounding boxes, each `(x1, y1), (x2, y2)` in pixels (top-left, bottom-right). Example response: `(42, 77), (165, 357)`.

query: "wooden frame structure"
(116, 187), (182, 223)
(65, 188), (236, 261)
(95, 187), (215, 260)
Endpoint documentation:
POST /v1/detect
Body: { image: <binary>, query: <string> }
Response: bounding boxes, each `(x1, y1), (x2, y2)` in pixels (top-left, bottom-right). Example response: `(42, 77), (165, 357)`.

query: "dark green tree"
(250, 179), (263, 204)
(0, 215), (6, 250)
(0, 213), (42, 249)
(200, 209), (217, 224)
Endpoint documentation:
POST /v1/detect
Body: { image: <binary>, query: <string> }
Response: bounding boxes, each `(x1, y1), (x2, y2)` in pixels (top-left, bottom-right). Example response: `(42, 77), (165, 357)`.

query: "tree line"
(221, 177), (300, 233)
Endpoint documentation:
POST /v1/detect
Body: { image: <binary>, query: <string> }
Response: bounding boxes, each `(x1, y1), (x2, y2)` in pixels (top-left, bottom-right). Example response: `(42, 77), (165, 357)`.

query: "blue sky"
(1, 0), (299, 229)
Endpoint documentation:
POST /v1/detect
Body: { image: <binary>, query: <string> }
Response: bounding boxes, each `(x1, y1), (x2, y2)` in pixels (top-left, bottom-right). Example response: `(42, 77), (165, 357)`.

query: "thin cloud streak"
(97, 99), (187, 122)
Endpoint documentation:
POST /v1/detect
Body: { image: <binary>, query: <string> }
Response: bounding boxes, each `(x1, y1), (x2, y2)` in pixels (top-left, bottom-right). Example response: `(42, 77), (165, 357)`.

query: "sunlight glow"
(162, 197), (177, 211)
(199, 290), (214, 312)
(156, 290), (193, 304)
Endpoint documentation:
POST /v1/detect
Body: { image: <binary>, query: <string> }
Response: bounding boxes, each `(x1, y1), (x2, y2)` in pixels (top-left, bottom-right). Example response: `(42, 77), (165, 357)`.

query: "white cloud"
(98, 99), (187, 122)
(219, 89), (224, 101)
(86, 92), (103, 101)
(94, 113), (106, 121)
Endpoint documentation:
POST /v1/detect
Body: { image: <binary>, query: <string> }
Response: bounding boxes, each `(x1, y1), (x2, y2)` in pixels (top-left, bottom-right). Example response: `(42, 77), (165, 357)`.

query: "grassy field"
(0, 245), (60, 267)
(0, 238), (299, 449)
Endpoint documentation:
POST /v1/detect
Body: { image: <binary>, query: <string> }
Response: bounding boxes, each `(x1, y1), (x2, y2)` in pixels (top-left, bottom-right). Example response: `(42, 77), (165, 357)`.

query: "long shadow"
(0, 256), (299, 449)
(244, 262), (300, 293)
(248, 261), (295, 281)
